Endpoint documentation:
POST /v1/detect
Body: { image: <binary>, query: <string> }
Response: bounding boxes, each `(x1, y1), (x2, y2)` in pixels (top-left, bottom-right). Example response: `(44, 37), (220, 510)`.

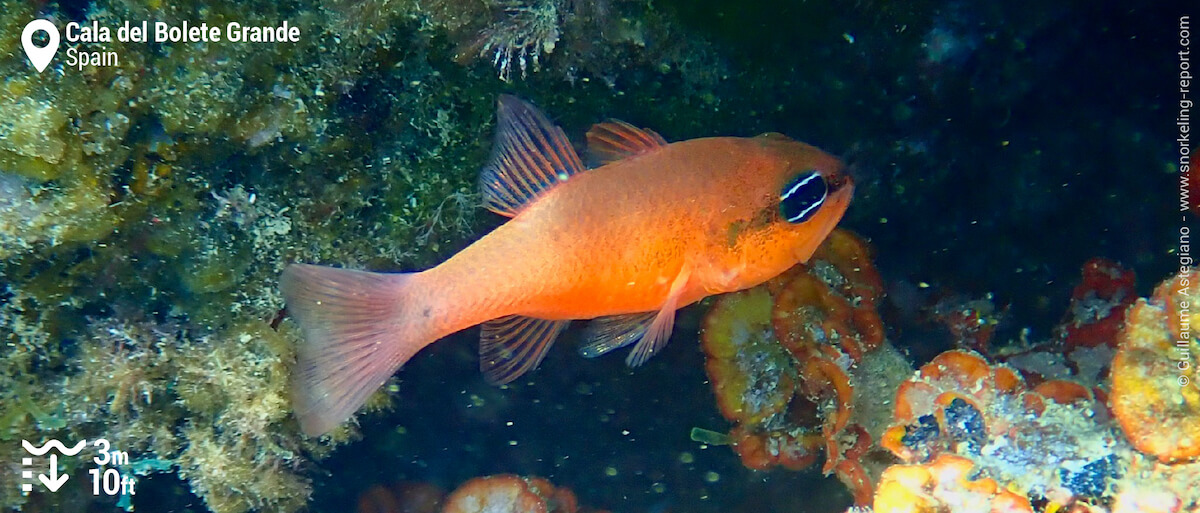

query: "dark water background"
(291, 2), (1185, 513)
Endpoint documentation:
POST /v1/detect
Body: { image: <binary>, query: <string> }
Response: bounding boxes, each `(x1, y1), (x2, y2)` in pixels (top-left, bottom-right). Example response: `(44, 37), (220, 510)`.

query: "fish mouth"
(825, 170), (854, 195)
(824, 171), (855, 214)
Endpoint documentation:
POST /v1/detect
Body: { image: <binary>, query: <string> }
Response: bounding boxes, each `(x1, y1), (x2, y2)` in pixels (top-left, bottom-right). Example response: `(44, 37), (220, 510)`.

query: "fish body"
(425, 136), (848, 327)
(281, 96), (853, 435)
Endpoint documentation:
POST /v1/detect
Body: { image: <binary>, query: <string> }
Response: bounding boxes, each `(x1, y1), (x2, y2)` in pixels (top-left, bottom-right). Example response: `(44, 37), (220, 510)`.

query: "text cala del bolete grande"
(65, 20), (301, 44)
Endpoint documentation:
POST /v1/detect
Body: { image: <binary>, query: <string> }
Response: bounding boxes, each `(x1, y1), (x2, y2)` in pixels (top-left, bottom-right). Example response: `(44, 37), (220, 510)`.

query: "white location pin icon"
(22, 19), (60, 73)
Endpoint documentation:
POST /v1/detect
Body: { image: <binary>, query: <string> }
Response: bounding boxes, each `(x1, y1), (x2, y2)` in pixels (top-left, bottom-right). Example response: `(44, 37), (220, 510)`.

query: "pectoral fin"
(580, 312), (657, 358)
(581, 268), (692, 367)
(480, 315), (571, 384)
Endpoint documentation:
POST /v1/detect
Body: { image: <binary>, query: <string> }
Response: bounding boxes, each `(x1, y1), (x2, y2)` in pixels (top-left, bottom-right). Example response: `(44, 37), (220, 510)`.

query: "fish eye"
(779, 170), (828, 224)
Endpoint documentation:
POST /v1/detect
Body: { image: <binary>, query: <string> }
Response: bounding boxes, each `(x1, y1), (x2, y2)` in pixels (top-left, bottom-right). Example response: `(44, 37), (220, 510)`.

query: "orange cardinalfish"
(281, 96), (854, 435)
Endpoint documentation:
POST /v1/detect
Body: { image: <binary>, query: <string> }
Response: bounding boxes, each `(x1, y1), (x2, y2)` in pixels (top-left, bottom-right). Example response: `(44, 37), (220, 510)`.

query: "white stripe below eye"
(781, 172), (819, 201)
(786, 191), (826, 223)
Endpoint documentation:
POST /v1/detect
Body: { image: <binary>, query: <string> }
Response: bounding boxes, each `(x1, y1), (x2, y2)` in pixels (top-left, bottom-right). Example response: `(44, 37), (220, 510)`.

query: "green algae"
(689, 427), (731, 446)
(0, 0), (827, 510)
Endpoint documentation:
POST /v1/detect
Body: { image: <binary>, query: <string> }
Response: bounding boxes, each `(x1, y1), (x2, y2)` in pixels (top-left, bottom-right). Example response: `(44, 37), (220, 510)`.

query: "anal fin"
(480, 315), (571, 384)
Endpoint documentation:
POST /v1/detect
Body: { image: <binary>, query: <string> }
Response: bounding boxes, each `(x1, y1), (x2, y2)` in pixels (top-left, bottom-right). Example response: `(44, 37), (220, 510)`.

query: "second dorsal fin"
(480, 95), (585, 217)
(586, 120), (667, 165)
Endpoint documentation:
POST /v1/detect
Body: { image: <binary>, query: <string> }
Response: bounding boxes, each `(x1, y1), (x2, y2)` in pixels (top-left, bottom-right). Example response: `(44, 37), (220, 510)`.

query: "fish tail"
(280, 263), (432, 436)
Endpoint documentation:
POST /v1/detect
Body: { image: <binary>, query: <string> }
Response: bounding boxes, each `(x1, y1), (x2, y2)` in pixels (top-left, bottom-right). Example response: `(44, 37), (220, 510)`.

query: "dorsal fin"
(480, 95), (585, 217)
(586, 120), (667, 166)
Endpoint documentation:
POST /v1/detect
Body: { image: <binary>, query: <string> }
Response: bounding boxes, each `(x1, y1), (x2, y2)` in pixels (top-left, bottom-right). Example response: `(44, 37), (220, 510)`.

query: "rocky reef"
(0, 0), (1179, 512)
(697, 232), (1200, 512)
(700, 229), (907, 505)
(0, 0), (740, 509)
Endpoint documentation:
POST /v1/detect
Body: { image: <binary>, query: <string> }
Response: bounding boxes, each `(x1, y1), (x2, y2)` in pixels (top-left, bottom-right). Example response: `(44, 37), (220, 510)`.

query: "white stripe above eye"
(781, 172), (819, 201)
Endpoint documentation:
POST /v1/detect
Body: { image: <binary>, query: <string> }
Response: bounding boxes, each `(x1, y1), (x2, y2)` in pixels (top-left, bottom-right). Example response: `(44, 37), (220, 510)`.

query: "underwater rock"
(881, 349), (1124, 509)
(357, 482), (445, 513)
(440, 475), (611, 513)
(1059, 258), (1137, 352)
(1110, 271), (1200, 464)
(700, 229), (906, 506)
(928, 293), (1003, 353)
(872, 454), (1034, 513)
(772, 229), (885, 363)
(701, 286), (797, 429)
(998, 258), (1138, 391)
(866, 268), (1200, 513)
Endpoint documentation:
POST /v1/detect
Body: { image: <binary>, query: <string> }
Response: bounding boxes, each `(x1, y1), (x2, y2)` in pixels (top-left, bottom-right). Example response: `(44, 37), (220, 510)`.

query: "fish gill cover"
(0, 0), (1187, 512)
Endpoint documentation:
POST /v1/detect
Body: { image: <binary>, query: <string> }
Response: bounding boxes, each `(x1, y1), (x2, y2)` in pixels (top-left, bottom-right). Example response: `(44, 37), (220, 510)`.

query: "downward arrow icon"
(39, 454), (69, 492)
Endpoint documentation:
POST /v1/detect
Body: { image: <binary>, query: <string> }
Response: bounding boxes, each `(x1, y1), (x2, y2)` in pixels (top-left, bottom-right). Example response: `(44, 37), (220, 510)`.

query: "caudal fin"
(280, 263), (427, 436)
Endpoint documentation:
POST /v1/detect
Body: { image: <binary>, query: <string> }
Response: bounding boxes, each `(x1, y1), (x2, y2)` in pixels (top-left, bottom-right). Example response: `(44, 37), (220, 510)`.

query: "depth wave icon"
(22, 439), (87, 456)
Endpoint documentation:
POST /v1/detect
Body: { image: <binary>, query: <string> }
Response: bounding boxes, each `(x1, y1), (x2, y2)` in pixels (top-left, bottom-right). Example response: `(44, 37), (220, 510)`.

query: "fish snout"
(824, 168), (854, 194)
(822, 170), (855, 216)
